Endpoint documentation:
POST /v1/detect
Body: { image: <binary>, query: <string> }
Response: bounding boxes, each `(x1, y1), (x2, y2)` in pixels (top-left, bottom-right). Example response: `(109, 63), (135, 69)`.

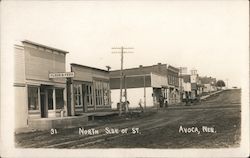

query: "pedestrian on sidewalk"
(159, 95), (164, 108)
(164, 97), (168, 109)
(185, 95), (189, 106)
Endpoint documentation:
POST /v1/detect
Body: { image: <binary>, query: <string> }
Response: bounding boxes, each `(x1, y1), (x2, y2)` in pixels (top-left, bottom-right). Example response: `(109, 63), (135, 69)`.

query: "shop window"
(56, 88), (64, 109)
(95, 81), (103, 106)
(28, 86), (39, 110)
(74, 84), (82, 107)
(103, 82), (110, 106)
(48, 89), (53, 110)
(86, 84), (93, 106)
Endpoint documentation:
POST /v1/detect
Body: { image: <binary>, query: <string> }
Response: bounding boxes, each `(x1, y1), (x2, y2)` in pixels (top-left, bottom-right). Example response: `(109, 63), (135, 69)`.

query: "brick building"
(167, 65), (180, 104)
(110, 63), (181, 109)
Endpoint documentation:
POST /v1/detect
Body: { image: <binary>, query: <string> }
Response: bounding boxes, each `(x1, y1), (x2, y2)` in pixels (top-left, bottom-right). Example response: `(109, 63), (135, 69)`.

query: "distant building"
(181, 75), (192, 100)
(200, 76), (217, 93)
(180, 70), (219, 102)
(110, 63), (181, 109)
(167, 65), (180, 104)
(110, 63), (168, 109)
(190, 69), (204, 99)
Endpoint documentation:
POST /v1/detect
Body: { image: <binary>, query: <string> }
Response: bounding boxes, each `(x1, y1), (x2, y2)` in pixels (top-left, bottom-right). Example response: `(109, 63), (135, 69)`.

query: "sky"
(1, 0), (249, 88)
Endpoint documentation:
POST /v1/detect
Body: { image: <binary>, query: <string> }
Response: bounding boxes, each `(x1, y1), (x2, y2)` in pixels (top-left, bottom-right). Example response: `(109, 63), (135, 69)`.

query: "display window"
(56, 88), (64, 109)
(28, 86), (39, 111)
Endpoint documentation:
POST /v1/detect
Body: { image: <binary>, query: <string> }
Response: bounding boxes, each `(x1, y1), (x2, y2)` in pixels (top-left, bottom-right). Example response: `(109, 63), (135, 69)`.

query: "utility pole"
(143, 73), (146, 110)
(179, 67), (182, 103)
(112, 47), (133, 116)
(139, 65), (146, 111)
(179, 67), (185, 103)
(124, 74), (129, 113)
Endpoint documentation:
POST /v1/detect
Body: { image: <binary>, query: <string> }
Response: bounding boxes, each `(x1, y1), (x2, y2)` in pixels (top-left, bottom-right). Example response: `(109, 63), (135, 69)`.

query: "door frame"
(40, 89), (48, 118)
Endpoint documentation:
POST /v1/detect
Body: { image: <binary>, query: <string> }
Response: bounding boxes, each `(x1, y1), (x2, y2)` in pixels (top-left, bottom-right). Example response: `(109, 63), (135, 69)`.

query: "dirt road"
(15, 89), (241, 148)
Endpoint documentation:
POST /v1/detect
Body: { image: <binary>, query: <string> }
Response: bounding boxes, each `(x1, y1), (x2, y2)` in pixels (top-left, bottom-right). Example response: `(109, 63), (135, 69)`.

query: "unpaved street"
(15, 89), (241, 148)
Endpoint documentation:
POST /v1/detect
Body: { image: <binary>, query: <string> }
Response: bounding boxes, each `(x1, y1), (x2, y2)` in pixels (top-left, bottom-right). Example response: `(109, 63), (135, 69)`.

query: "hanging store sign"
(49, 72), (74, 78)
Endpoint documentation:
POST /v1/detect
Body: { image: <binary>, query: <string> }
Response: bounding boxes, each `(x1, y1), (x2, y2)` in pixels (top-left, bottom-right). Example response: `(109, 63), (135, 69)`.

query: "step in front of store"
(28, 115), (88, 130)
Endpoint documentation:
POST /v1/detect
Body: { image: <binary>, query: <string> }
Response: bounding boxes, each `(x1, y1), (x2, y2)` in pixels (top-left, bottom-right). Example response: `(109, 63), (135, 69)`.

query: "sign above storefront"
(49, 72), (75, 78)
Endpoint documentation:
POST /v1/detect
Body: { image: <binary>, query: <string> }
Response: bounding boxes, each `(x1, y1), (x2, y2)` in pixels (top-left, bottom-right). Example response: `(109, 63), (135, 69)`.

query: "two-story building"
(167, 65), (180, 104)
(181, 74), (192, 101)
(110, 63), (168, 109)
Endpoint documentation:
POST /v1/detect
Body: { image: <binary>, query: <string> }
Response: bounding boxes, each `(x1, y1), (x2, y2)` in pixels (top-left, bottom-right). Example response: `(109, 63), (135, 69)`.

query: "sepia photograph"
(0, 0), (249, 157)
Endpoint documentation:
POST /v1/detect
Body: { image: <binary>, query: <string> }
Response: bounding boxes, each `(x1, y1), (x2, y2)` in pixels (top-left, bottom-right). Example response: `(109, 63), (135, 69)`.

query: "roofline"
(110, 63), (167, 72)
(167, 65), (180, 72)
(70, 63), (108, 72)
(110, 73), (151, 78)
(22, 40), (69, 54)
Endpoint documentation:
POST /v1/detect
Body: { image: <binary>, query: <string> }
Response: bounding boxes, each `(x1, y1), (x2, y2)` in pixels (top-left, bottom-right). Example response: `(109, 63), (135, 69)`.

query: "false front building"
(14, 40), (68, 129)
(14, 41), (113, 130)
(70, 64), (112, 115)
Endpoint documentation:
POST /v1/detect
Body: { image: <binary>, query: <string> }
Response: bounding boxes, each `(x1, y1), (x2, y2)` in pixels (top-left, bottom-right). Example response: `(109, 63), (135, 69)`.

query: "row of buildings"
(14, 40), (218, 130)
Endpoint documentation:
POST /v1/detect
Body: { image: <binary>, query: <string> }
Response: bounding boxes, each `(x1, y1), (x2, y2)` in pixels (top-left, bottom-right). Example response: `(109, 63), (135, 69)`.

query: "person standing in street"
(138, 99), (144, 113)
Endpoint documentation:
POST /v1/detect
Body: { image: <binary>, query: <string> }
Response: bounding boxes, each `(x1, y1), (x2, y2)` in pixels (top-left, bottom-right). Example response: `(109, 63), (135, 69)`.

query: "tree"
(216, 80), (226, 88)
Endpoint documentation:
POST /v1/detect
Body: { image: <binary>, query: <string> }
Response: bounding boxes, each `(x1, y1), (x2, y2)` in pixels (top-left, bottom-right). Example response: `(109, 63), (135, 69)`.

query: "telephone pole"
(112, 47), (134, 116)
(179, 67), (187, 103)
(179, 67), (183, 103)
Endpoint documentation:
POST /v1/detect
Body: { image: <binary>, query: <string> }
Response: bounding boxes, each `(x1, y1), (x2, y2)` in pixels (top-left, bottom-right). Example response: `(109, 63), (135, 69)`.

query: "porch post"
(38, 87), (41, 117)
(63, 87), (67, 116)
(93, 82), (96, 111)
(80, 84), (83, 112)
(53, 88), (56, 111)
(71, 83), (75, 116)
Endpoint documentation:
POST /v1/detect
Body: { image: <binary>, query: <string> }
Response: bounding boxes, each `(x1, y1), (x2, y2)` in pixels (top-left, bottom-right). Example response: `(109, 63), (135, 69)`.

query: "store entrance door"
(40, 93), (47, 118)
(40, 85), (49, 118)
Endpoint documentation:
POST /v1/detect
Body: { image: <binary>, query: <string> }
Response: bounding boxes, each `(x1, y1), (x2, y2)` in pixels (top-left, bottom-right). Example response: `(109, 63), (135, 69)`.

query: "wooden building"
(14, 40), (68, 129)
(14, 41), (113, 130)
(70, 64), (112, 115)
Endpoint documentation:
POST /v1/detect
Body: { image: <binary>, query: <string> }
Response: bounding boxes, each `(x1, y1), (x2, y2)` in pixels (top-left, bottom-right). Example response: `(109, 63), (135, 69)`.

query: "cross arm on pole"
(112, 47), (134, 49)
(112, 51), (134, 54)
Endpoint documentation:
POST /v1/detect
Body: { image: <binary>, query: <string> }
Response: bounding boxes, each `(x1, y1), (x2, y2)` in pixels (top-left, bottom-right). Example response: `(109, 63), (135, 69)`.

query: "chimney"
(139, 65), (143, 74)
(157, 63), (162, 72)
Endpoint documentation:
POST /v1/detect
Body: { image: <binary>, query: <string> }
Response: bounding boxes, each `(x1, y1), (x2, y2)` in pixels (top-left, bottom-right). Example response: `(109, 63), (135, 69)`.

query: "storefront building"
(200, 76), (217, 93)
(70, 64), (111, 115)
(110, 63), (169, 109)
(167, 65), (180, 104)
(14, 40), (68, 129)
(181, 75), (192, 101)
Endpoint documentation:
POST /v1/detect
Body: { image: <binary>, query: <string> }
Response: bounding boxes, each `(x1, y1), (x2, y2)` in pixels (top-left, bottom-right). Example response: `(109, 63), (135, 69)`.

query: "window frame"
(27, 85), (40, 112)
(55, 88), (64, 109)
(74, 84), (82, 108)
